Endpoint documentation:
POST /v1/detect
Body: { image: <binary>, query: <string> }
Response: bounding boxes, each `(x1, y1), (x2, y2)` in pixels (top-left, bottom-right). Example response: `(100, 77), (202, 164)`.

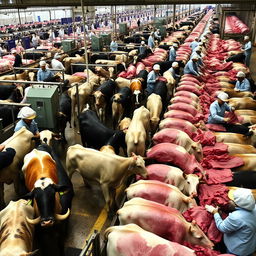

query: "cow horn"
(26, 216), (41, 225)
(55, 208), (70, 221)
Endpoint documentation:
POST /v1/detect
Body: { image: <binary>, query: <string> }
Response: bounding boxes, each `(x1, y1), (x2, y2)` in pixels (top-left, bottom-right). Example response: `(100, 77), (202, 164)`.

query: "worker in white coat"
(243, 36), (252, 67)
(51, 54), (65, 74)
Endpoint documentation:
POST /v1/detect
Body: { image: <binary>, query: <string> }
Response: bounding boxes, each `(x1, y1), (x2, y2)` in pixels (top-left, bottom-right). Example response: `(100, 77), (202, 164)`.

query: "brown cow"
(232, 154), (256, 172)
(221, 88), (253, 98)
(228, 97), (256, 110)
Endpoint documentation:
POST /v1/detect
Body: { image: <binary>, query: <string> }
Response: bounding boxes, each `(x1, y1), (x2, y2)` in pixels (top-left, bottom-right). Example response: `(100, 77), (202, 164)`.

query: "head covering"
(228, 188), (255, 211)
(17, 107), (36, 120)
(217, 91), (229, 101)
(172, 62), (179, 68)
(11, 49), (17, 54)
(141, 41), (145, 45)
(236, 71), (245, 78)
(191, 55), (199, 60)
(54, 54), (61, 59)
(39, 61), (47, 66)
(173, 43), (178, 47)
(153, 64), (160, 70)
(244, 36), (249, 40)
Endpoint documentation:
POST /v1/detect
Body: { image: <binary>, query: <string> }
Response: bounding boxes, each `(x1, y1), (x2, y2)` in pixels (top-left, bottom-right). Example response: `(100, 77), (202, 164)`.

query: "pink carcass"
(159, 118), (197, 138)
(168, 103), (200, 117)
(164, 110), (196, 123)
(146, 143), (204, 174)
(153, 128), (203, 162)
(118, 198), (214, 249)
(176, 85), (201, 96)
(126, 180), (197, 213)
(142, 164), (200, 196)
(174, 91), (199, 102)
(105, 224), (196, 256)
(136, 62), (145, 75)
(126, 65), (137, 79)
(170, 96), (199, 108)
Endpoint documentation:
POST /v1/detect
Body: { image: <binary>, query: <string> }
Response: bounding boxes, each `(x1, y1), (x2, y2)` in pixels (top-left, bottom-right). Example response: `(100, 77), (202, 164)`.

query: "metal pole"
(17, 8), (22, 25)
(81, 0), (90, 82)
(75, 83), (80, 117)
(189, 4), (191, 15)
(173, 4), (176, 29)
(154, 5), (156, 21)
(166, 5), (169, 25)
(114, 5), (117, 38)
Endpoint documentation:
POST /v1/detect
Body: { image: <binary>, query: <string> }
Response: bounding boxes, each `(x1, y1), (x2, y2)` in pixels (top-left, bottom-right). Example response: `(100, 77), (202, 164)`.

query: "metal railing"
(71, 63), (118, 75)
(79, 231), (101, 256)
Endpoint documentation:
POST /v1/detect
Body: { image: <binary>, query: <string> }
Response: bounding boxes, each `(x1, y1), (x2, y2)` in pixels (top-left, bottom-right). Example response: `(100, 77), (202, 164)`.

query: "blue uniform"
(146, 70), (159, 94)
(235, 78), (251, 92)
(190, 52), (203, 66)
(184, 60), (199, 76)
(167, 67), (178, 79)
(14, 119), (39, 135)
(208, 100), (231, 124)
(214, 207), (256, 256)
(139, 45), (147, 55)
(148, 36), (155, 49)
(37, 69), (54, 81)
(244, 41), (252, 67)
(190, 41), (199, 51)
(169, 47), (176, 62)
(110, 41), (118, 51)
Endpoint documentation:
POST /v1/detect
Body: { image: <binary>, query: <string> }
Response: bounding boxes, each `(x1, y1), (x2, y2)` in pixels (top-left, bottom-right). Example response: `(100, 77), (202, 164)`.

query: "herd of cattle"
(0, 10), (256, 256)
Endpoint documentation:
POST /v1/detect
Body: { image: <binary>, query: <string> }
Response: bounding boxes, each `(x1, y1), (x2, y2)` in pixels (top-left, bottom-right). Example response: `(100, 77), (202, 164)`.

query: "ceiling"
(0, 0), (255, 8)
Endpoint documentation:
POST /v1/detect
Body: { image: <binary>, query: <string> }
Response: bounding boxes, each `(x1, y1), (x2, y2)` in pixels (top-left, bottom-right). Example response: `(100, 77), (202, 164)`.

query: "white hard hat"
(11, 49), (17, 54)
(172, 62), (179, 68)
(228, 188), (255, 211)
(141, 41), (145, 45)
(39, 61), (47, 66)
(217, 91), (229, 101)
(54, 54), (61, 59)
(173, 43), (178, 47)
(17, 106), (36, 120)
(153, 64), (160, 70)
(244, 36), (249, 40)
(236, 71), (245, 78)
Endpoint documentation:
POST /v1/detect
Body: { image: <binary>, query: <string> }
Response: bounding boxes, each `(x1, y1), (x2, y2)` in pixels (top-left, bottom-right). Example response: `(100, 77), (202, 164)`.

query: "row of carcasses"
(103, 15), (256, 256)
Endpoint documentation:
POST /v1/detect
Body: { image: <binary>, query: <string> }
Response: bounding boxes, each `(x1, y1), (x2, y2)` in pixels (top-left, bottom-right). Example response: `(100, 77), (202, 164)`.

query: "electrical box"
(91, 35), (103, 51)
(62, 39), (76, 52)
(119, 23), (128, 35)
(159, 26), (167, 37)
(26, 86), (59, 129)
(100, 33), (111, 46)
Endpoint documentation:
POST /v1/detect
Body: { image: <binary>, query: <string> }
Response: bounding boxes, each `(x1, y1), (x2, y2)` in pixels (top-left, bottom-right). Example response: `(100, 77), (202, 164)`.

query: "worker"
(51, 54), (65, 74)
(137, 19), (141, 30)
(189, 37), (199, 51)
(243, 36), (252, 67)
(208, 91), (252, 135)
(169, 43), (178, 62)
(16, 42), (24, 56)
(190, 47), (203, 67)
(31, 34), (40, 49)
(110, 37), (118, 52)
(154, 29), (161, 41)
(146, 64), (160, 95)
(0, 145), (16, 171)
(12, 49), (22, 68)
(167, 62), (180, 79)
(37, 61), (54, 81)
(49, 29), (56, 42)
(206, 188), (256, 256)
(235, 71), (251, 92)
(14, 106), (40, 137)
(148, 32), (155, 50)
(183, 56), (200, 76)
(139, 41), (147, 55)
(58, 27), (65, 39)
(76, 25), (81, 35)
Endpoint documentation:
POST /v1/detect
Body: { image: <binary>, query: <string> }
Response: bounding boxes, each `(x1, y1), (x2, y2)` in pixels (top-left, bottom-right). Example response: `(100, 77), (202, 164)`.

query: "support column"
(173, 4), (176, 29)
(49, 10), (52, 21)
(189, 4), (191, 15)
(17, 8), (21, 25)
(166, 5), (169, 25)
(114, 5), (117, 38)
(154, 5), (156, 21)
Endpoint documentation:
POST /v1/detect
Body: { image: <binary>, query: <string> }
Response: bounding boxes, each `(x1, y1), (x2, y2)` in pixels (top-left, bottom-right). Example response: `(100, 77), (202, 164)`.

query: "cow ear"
(182, 172), (187, 179)
(23, 191), (34, 200)
(53, 184), (69, 193)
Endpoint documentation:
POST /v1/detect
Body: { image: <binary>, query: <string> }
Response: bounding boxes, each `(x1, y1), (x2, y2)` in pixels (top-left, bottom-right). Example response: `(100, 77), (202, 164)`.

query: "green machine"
(159, 26), (167, 37)
(100, 33), (111, 46)
(91, 35), (103, 51)
(62, 39), (76, 52)
(26, 86), (59, 129)
(119, 23), (128, 35)
(154, 18), (167, 28)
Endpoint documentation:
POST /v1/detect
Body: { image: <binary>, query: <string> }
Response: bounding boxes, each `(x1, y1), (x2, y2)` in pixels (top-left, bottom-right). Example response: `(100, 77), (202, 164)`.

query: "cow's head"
(190, 142), (203, 162)
(129, 153), (148, 178)
(188, 220), (214, 249)
(39, 130), (62, 146)
(93, 91), (105, 107)
(183, 174), (200, 196)
(24, 178), (70, 227)
(249, 125), (256, 147)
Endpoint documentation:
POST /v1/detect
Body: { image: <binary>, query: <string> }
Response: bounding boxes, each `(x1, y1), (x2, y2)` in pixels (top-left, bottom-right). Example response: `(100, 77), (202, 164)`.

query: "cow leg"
(101, 183), (111, 212)
(0, 183), (5, 209)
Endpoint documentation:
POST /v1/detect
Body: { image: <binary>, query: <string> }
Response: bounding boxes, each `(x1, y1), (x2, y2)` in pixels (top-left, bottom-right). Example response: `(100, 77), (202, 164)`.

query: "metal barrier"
(79, 231), (101, 256)
(71, 63), (118, 75)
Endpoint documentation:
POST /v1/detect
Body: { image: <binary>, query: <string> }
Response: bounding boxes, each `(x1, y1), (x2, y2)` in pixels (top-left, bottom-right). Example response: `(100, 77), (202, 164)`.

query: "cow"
(66, 145), (147, 211)
(142, 164), (200, 196)
(22, 148), (71, 227)
(0, 199), (36, 256)
(146, 93), (162, 133)
(111, 87), (131, 129)
(228, 97), (256, 110)
(126, 180), (197, 213)
(105, 224), (196, 256)
(153, 128), (203, 162)
(63, 54), (85, 73)
(39, 130), (62, 146)
(115, 77), (130, 89)
(225, 171), (256, 189)
(130, 78), (143, 107)
(93, 80), (116, 123)
(136, 70), (148, 89)
(117, 198), (214, 249)
(0, 127), (35, 209)
(223, 143), (256, 155)
(126, 106), (150, 156)
(118, 117), (131, 134)
(231, 154), (256, 172)
(163, 70), (176, 97)
(0, 70), (32, 81)
(79, 107), (126, 154)
(235, 110), (256, 116)
(221, 88), (253, 98)
(0, 84), (23, 101)
(99, 133), (121, 154)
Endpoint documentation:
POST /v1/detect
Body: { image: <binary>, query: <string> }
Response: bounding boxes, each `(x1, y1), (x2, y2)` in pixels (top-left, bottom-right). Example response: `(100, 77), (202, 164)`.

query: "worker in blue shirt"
(146, 64), (160, 95)
(154, 29), (161, 42)
(169, 43), (178, 62)
(235, 71), (251, 92)
(14, 106), (40, 137)
(189, 37), (199, 51)
(110, 37), (118, 52)
(208, 91), (252, 135)
(184, 56), (200, 76)
(190, 47), (203, 67)
(243, 36), (252, 67)
(148, 32), (155, 50)
(167, 62), (180, 79)
(37, 61), (54, 81)
(139, 41), (147, 55)
(206, 188), (256, 256)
